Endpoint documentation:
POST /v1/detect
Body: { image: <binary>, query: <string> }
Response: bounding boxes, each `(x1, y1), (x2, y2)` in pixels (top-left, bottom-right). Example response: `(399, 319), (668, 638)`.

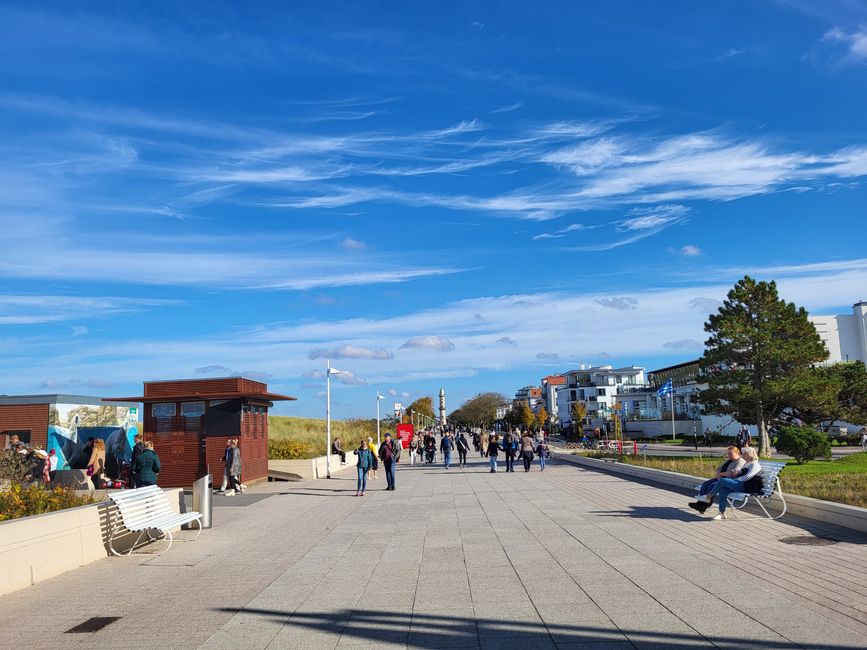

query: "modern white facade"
(810, 302), (867, 364)
(555, 365), (646, 428)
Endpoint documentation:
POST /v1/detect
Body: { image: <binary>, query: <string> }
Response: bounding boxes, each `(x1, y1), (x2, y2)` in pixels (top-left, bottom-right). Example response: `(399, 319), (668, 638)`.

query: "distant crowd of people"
(343, 425), (551, 496)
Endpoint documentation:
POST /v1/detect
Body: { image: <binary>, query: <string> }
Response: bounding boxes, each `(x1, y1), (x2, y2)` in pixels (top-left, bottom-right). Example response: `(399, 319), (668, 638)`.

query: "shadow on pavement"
(592, 506), (703, 522)
(217, 606), (865, 649)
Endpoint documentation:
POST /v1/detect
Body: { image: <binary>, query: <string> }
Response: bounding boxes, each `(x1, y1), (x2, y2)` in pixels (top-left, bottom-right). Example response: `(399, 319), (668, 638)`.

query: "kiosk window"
(152, 403), (176, 418)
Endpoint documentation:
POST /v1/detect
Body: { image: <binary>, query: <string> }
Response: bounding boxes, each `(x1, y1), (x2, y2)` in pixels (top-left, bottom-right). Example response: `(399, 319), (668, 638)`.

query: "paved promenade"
(1, 453), (865, 649)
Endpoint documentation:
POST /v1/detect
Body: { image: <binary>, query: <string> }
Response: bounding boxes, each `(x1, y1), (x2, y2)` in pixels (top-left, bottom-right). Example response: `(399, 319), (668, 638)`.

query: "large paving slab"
(0, 452), (865, 649)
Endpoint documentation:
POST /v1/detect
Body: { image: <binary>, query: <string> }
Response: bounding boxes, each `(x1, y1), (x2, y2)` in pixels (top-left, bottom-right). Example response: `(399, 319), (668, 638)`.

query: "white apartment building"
(810, 302), (867, 364)
(556, 365), (646, 428)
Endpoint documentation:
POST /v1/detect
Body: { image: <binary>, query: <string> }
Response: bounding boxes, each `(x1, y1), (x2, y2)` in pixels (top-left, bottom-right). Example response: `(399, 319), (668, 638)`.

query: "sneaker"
(712, 513), (728, 520)
(224, 489), (235, 496)
(360, 491), (365, 496)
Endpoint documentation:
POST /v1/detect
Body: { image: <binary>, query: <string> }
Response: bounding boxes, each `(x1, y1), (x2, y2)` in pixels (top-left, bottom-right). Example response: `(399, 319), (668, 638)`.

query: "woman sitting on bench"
(694, 447), (763, 520)
(689, 446), (745, 514)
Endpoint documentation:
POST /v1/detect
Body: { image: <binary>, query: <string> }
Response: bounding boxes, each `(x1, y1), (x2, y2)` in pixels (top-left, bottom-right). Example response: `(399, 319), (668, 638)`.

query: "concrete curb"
(553, 451), (867, 535)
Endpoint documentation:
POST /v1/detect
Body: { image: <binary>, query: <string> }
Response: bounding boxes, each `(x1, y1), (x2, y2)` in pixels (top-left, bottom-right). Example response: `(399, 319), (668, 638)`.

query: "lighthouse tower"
(439, 387), (447, 425)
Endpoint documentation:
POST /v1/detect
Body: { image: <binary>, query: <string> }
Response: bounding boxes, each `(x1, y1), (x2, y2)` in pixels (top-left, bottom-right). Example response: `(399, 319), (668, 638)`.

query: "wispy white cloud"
(822, 26), (867, 62)
(0, 295), (174, 325)
(400, 335), (455, 352)
(4, 257), (866, 399)
(490, 101), (523, 114)
(678, 244), (702, 256)
(309, 345), (393, 360)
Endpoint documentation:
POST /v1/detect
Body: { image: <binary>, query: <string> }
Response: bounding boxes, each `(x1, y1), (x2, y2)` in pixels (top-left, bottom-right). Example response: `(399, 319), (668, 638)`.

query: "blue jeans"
(356, 467), (368, 492)
(489, 456), (497, 471)
(443, 451), (451, 468)
(539, 453), (546, 471)
(384, 459), (396, 489)
(715, 477), (744, 513)
(698, 478), (719, 497)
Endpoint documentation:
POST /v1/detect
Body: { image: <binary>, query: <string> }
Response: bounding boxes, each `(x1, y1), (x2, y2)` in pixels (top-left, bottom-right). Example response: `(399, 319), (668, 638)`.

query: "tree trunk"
(757, 408), (771, 458)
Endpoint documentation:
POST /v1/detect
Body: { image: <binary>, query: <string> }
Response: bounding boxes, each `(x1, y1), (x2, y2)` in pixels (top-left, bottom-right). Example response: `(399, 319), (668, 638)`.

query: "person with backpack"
(503, 429), (517, 472)
(440, 432), (454, 469)
(353, 438), (373, 496)
(379, 432), (399, 491)
(456, 432), (469, 468)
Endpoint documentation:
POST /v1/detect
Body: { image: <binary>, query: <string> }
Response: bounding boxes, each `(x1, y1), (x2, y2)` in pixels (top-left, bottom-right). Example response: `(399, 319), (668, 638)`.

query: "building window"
(152, 403), (176, 418)
(4, 430), (31, 444)
(598, 388), (606, 396)
(181, 402), (205, 417)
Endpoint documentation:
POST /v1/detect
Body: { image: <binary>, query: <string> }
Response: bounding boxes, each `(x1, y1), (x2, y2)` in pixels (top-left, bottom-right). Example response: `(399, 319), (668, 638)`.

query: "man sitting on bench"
(688, 446), (746, 514)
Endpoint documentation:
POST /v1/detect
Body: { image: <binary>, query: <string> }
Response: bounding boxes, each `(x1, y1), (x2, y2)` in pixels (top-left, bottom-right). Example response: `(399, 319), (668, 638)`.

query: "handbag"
(86, 464), (94, 477)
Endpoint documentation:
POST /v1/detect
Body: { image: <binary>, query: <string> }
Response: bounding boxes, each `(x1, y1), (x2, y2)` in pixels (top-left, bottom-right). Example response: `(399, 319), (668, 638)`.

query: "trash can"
(191, 473), (213, 529)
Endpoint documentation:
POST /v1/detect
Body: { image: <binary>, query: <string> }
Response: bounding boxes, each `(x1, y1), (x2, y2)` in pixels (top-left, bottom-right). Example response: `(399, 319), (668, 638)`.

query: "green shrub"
(0, 484), (96, 522)
(268, 438), (314, 460)
(775, 424), (831, 464)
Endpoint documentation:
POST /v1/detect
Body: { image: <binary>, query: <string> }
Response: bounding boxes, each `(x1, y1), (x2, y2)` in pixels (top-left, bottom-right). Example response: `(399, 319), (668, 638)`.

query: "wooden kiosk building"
(108, 377), (295, 488)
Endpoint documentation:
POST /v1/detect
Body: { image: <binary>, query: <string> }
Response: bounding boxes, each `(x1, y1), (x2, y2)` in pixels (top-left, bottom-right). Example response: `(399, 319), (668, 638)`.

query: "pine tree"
(700, 276), (828, 457)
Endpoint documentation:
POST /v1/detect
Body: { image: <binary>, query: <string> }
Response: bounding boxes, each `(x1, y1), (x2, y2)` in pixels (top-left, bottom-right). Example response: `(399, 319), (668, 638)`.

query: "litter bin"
(191, 473), (213, 529)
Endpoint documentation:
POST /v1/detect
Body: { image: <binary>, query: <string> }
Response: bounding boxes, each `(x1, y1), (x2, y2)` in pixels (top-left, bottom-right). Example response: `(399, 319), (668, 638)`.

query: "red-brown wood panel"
(147, 429), (200, 487)
(0, 403), (49, 449)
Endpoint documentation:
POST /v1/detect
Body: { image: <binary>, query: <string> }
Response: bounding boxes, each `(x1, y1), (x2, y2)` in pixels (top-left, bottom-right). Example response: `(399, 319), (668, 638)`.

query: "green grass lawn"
(579, 452), (867, 508)
(268, 415), (379, 458)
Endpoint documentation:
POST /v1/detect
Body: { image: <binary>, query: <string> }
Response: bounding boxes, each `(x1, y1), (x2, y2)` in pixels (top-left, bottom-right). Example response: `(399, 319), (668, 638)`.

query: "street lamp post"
(376, 390), (384, 446)
(325, 360), (342, 479)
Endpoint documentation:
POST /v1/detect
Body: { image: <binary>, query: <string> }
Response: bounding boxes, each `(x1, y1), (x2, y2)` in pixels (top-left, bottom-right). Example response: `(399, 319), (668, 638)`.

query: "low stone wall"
(0, 487), (184, 597)
(554, 451), (867, 534)
(268, 454), (353, 481)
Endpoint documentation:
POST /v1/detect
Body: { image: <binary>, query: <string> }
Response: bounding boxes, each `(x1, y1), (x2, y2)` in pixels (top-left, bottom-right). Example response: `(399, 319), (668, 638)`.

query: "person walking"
(456, 432), (469, 468)
(502, 430), (517, 472)
(861, 427), (867, 452)
(478, 431), (488, 457)
(521, 432), (535, 471)
(409, 434), (419, 466)
(379, 433), (399, 490)
(213, 438), (232, 493)
(536, 436), (548, 471)
(368, 437), (379, 479)
(353, 439), (373, 496)
(133, 441), (161, 487)
(225, 439), (243, 495)
(440, 432), (454, 469)
(488, 434), (501, 472)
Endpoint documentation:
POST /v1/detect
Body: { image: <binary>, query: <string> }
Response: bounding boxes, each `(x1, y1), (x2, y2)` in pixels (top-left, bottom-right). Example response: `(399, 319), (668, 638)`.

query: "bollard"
(191, 473), (213, 529)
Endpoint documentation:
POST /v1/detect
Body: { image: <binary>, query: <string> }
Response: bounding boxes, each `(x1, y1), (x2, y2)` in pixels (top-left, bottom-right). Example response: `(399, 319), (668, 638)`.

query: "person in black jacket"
(456, 433), (469, 468)
(128, 434), (144, 489)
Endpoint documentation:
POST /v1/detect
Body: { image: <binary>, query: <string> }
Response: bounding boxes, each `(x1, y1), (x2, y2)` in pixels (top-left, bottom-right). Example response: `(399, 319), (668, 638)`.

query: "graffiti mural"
(47, 403), (139, 472)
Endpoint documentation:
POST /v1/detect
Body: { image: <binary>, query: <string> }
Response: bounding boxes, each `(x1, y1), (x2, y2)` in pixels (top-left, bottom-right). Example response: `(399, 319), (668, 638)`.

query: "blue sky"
(2, 0), (867, 417)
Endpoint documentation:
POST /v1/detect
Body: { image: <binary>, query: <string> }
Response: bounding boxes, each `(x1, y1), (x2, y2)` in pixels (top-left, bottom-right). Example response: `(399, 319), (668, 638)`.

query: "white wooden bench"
(107, 485), (203, 556)
(725, 461), (787, 519)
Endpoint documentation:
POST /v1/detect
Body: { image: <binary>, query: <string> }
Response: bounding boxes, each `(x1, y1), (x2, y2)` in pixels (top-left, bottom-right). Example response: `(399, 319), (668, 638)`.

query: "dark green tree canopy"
(699, 276), (828, 456)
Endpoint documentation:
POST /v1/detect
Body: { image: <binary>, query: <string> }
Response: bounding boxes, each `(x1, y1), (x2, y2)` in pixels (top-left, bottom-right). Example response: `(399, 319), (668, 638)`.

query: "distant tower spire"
(439, 387), (447, 425)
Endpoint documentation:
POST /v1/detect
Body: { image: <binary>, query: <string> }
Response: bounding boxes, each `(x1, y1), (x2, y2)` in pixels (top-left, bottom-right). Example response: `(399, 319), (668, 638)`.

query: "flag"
(657, 378), (673, 397)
